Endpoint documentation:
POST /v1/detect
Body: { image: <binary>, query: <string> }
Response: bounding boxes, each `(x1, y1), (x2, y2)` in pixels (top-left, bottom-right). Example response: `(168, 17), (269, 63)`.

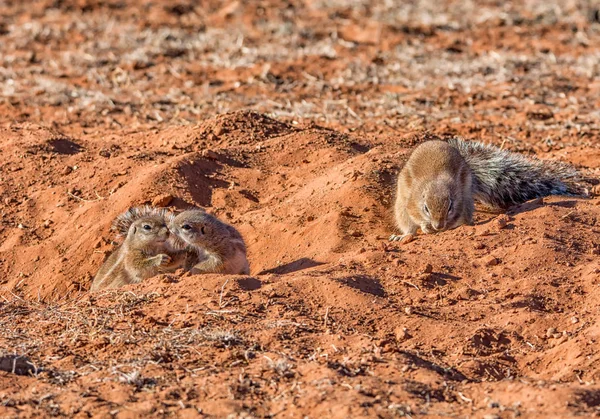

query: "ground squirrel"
(91, 207), (185, 291)
(169, 208), (250, 275)
(390, 138), (582, 240)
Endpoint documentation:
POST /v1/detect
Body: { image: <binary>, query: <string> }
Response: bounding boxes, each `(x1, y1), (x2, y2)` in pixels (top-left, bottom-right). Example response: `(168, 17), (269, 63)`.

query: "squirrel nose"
(431, 221), (444, 231)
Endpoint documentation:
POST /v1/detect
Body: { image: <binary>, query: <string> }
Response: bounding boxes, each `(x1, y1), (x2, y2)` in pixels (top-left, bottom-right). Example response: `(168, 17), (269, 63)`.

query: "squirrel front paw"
(156, 254), (172, 266)
(420, 224), (434, 234)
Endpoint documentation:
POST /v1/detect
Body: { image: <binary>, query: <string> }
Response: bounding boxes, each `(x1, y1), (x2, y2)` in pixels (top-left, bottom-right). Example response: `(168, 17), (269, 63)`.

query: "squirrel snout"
(431, 221), (445, 231)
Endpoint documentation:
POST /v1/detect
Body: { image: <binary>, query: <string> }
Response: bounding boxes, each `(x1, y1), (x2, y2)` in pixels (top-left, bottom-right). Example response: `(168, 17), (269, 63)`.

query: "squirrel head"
(127, 216), (170, 246)
(113, 206), (174, 238)
(168, 208), (214, 248)
(416, 178), (462, 232)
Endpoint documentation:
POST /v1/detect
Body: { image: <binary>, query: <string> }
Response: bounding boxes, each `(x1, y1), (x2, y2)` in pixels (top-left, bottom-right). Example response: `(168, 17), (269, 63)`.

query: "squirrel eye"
(143, 224), (152, 230)
(181, 224), (192, 231)
(200, 226), (206, 235)
(423, 204), (430, 215)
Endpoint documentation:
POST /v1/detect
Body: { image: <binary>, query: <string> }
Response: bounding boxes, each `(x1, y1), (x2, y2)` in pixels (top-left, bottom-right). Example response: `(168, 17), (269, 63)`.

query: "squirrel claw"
(389, 234), (403, 242)
(157, 254), (172, 266)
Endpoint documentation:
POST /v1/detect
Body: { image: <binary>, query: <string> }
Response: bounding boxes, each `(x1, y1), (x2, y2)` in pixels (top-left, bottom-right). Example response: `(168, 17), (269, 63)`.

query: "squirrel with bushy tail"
(390, 138), (586, 240)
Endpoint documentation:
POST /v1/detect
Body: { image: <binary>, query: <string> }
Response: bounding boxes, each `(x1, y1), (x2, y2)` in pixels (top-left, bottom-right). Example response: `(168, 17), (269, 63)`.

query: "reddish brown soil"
(1, 0), (600, 417)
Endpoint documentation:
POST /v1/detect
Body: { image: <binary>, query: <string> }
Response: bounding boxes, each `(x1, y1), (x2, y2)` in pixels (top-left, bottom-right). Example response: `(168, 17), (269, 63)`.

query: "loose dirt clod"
(151, 194), (174, 207)
(481, 255), (499, 267)
(400, 234), (415, 244)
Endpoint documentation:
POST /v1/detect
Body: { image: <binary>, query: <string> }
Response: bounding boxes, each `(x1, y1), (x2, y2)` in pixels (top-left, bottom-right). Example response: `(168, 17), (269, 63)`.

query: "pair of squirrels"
(391, 138), (583, 240)
(91, 207), (249, 291)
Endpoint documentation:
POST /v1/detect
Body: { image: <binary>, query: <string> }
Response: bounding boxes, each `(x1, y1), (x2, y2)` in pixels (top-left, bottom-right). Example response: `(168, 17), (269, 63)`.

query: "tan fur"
(91, 214), (185, 291)
(391, 140), (474, 240)
(169, 209), (250, 275)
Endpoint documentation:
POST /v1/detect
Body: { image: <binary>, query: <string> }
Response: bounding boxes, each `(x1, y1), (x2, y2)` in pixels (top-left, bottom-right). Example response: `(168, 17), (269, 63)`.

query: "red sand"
(1, 0), (600, 417)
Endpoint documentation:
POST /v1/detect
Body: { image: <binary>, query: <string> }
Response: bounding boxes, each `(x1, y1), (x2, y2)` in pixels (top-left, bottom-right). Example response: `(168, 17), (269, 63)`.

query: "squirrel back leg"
(190, 253), (225, 274)
(223, 248), (250, 275)
(450, 180), (475, 229)
(91, 250), (124, 291)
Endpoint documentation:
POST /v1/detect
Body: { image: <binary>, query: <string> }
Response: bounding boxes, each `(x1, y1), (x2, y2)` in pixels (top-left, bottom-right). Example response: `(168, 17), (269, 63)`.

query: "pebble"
(212, 126), (223, 136)
(400, 234), (415, 245)
(421, 263), (433, 274)
(151, 194), (174, 207)
(394, 327), (411, 342)
(62, 166), (72, 175)
(571, 316), (579, 324)
(494, 215), (509, 230)
(546, 327), (557, 338)
(530, 197), (544, 205)
(481, 255), (499, 267)
(476, 228), (493, 237)
(404, 307), (413, 315)
(202, 149), (220, 160)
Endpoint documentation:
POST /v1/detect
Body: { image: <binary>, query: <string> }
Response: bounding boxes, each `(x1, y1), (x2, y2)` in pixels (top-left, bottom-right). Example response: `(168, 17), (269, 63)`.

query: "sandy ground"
(1, 0), (600, 417)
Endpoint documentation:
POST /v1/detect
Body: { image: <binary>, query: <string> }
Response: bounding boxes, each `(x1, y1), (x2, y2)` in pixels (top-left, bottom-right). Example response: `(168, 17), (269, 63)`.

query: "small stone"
(151, 194), (174, 207)
(473, 242), (485, 250)
(201, 149), (220, 160)
(546, 327), (557, 338)
(421, 263), (433, 274)
(98, 149), (111, 158)
(554, 335), (568, 346)
(482, 255), (499, 267)
(62, 166), (72, 175)
(494, 215), (509, 230)
(348, 230), (362, 237)
(43, 220), (52, 228)
(571, 316), (579, 324)
(404, 307), (413, 315)
(17, 224), (25, 229)
(212, 126), (224, 136)
(530, 197), (544, 205)
(394, 327), (411, 341)
(400, 234), (415, 245)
